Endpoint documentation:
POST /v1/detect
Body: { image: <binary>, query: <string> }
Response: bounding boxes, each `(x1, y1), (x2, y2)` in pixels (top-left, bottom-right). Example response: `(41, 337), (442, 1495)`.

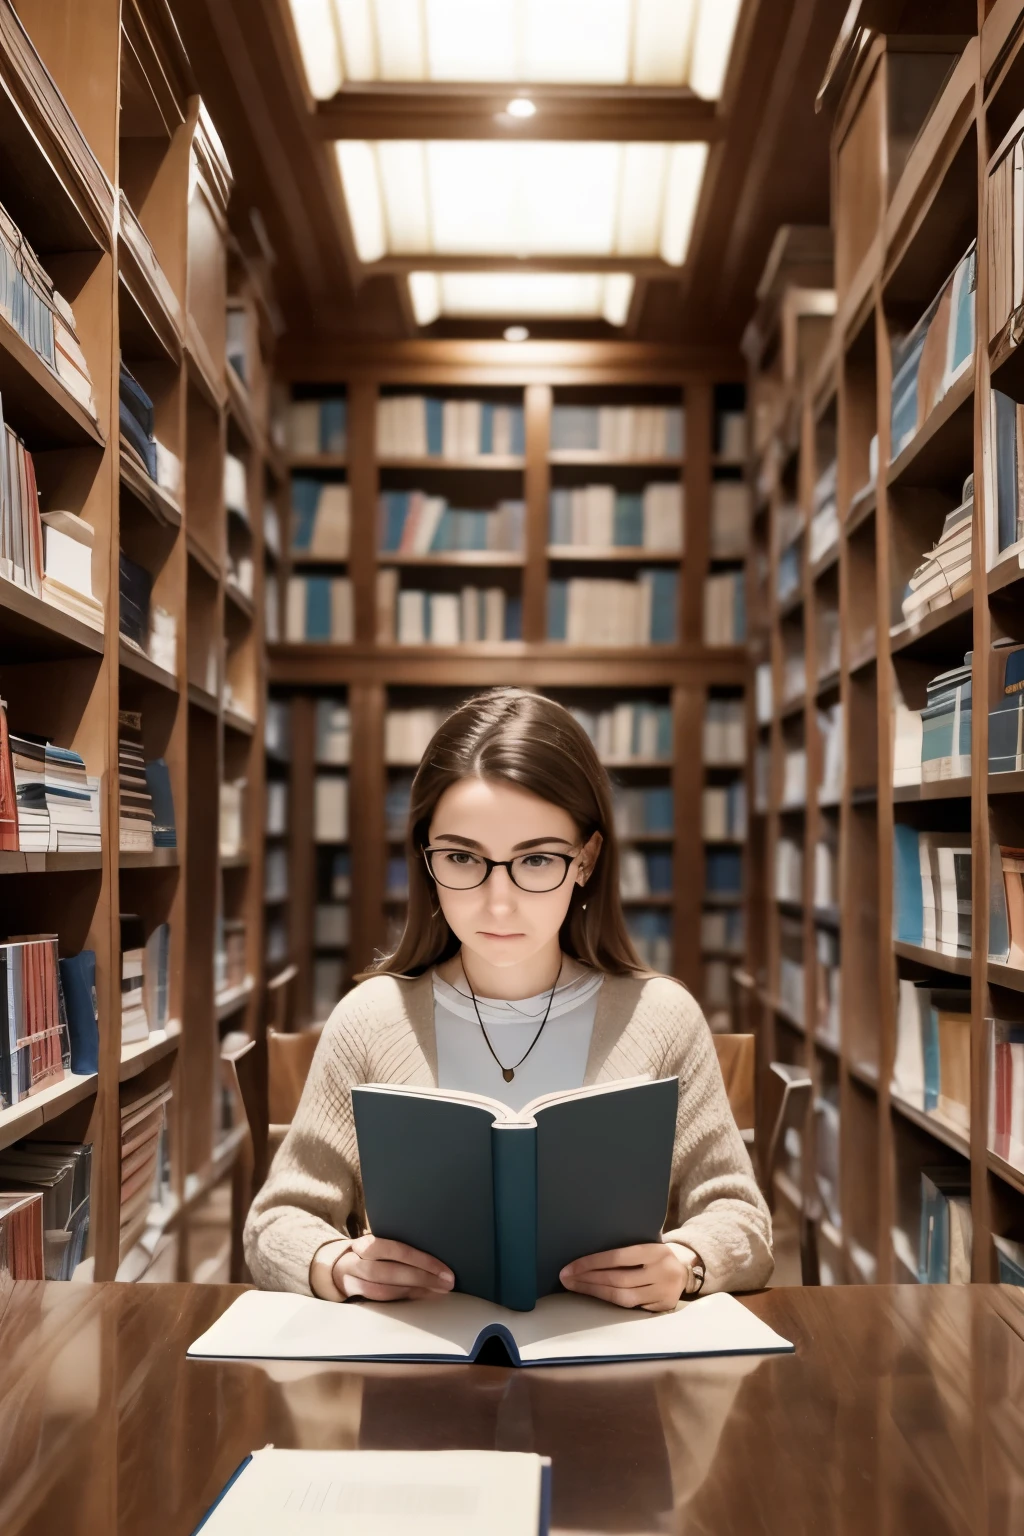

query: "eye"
(440, 850), (480, 867)
(519, 853), (556, 868)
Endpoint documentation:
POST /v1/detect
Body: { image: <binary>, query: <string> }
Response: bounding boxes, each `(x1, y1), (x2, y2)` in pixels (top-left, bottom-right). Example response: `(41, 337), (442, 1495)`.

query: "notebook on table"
(352, 1075), (679, 1310)
(192, 1449), (551, 1535)
(187, 1289), (794, 1368)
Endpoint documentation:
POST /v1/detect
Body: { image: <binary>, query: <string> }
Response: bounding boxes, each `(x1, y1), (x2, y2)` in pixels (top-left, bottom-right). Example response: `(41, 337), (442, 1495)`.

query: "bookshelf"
(0, 0), (276, 1283)
(746, 5), (1024, 1287)
(267, 348), (750, 1034)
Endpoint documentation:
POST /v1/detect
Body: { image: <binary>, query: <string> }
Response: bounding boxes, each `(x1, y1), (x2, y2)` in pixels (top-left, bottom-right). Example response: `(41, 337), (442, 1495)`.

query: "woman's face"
(426, 776), (601, 976)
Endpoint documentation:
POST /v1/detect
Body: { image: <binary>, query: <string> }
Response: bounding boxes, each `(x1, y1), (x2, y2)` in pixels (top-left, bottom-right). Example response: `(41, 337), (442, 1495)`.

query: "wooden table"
(1, 1281), (1023, 1534)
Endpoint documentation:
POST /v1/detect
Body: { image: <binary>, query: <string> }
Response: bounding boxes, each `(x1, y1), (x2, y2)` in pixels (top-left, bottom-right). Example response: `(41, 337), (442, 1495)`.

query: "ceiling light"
(337, 141), (707, 265)
(506, 97), (536, 118)
(504, 325), (530, 341)
(407, 271), (635, 322)
(288, 0), (740, 97)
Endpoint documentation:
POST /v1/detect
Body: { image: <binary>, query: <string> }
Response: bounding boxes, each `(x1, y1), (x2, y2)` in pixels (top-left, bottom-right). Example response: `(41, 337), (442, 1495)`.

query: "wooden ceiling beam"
(313, 84), (722, 142)
(365, 255), (677, 278)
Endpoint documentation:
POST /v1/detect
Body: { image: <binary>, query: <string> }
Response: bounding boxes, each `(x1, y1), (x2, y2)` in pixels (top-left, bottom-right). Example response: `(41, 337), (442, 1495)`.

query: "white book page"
(188, 1290), (792, 1365)
(199, 1449), (544, 1536)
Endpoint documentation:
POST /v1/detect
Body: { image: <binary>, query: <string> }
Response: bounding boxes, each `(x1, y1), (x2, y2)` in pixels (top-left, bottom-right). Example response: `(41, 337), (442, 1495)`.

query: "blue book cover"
(58, 951), (99, 1076)
(921, 693), (955, 774)
(320, 397), (346, 454)
(644, 786), (673, 833)
(921, 1003), (940, 1111)
(958, 679), (972, 758)
(646, 850), (673, 893)
(119, 363), (154, 437)
(647, 569), (677, 643)
(990, 644), (1024, 772)
(547, 580), (567, 640)
(505, 594), (522, 641)
(509, 405), (525, 456)
(119, 399), (157, 479)
(433, 508), (455, 552)
(549, 489), (571, 544)
(480, 401), (494, 455)
(144, 758), (177, 848)
(732, 573), (746, 641)
(615, 494), (644, 547)
(304, 577), (332, 640)
(705, 848), (742, 895)
(893, 823), (923, 944)
(291, 478), (321, 551)
(948, 247), (976, 379)
(655, 705), (672, 759)
(890, 327), (926, 456)
(425, 396), (444, 456)
(994, 390), (1019, 552)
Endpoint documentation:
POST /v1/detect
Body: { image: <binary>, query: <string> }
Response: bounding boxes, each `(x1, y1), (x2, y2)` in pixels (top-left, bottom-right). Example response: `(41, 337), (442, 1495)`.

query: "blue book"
(921, 1002), (940, 1111)
(921, 694), (955, 777)
(509, 405), (525, 456)
(144, 758), (177, 848)
(644, 786), (673, 833)
(655, 705), (672, 759)
(304, 577), (332, 640)
(381, 491), (409, 553)
(319, 397), (346, 454)
(434, 507), (455, 552)
(119, 399), (157, 479)
(505, 593), (522, 640)
(990, 643), (1024, 772)
(646, 568), (677, 643)
(58, 951), (99, 1076)
(706, 848), (742, 895)
(615, 494), (644, 547)
(291, 478), (320, 551)
(646, 850), (673, 893)
(425, 396), (444, 456)
(948, 246), (976, 380)
(547, 580), (567, 640)
(993, 390), (1019, 552)
(549, 489), (571, 543)
(119, 363), (154, 437)
(480, 401), (494, 455)
(893, 824), (923, 944)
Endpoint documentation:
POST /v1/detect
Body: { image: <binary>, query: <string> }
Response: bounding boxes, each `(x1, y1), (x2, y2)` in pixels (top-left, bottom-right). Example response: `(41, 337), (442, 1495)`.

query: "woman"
(244, 688), (772, 1307)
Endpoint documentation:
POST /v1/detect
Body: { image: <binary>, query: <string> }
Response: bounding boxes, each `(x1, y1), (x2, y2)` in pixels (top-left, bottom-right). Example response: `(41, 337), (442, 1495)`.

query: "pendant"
(502, 1067), (515, 1083)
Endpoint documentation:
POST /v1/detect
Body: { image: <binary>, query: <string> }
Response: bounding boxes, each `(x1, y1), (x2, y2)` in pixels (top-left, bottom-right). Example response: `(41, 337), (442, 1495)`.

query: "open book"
(352, 1075), (678, 1311)
(187, 1289), (794, 1368)
(193, 1449), (551, 1536)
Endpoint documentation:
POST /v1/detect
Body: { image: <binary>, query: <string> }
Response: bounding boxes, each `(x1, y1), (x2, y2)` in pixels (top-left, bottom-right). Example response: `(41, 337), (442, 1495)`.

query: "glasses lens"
(427, 849), (488, 889)
(510, 853), (570, 892)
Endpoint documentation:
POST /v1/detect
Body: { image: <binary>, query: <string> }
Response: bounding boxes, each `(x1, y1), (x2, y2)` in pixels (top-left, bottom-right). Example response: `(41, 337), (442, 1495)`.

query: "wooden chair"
(712, 1032), (756, 1133)
(266, 963), (298, 1034)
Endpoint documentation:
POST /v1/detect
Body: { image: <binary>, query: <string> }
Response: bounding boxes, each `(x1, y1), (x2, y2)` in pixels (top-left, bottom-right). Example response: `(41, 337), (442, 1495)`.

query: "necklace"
(463, 957), (563, 1084)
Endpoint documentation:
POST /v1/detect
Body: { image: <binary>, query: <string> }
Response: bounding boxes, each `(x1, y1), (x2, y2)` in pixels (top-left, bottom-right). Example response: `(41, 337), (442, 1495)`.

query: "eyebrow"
(430, 834), (574, 851)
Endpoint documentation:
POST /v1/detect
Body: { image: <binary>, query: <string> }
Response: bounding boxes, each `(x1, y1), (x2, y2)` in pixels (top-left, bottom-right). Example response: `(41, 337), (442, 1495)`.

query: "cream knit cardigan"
(244, 969), (774, 1296)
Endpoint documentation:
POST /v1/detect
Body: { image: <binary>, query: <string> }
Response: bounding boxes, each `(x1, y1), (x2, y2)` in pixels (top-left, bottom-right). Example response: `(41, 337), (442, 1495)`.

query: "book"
(0, 1141), (91, 1279)
(291, 478), (350, 557)
(144, 924), (170, 1032)
(39, 510), (103, 629)
(989, 641), (1024, 773)
(0, 1191), (44, 1280)
(188, 1287), (793, 1367)
(385, 582), (521, 644)
(549, 404), (683, 459)
(286, 397), (347, 454)
(919, 1168), (972, 1283)
(704, 570), (745, 645)
(219, 779), (246, 859)
(0, 696), (16, 850)
(119, 552), (153, 653)
(990, 390), (1024, 555)
(890, 243), (975, 461)
(899, 477), (973, 626)
(0, 935), (70, 1108)
(547, 572), (677, 645)
(314, 774), (348, 842)
(118, 710), (154, 852)
(315, 699), (351, 764)
(192, 1449), (552, 1536)
(285, 575), (353, 642)
(352, 1076), (677, 1311)
(377, 396), (524, 459)
(120, 914), (149, 1045)
(58, 950), (99, 1075)
(144, 759), (176, 848)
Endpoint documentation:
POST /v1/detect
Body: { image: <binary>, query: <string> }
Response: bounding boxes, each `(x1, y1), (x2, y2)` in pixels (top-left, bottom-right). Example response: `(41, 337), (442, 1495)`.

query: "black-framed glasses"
(423, 846), (581, 893)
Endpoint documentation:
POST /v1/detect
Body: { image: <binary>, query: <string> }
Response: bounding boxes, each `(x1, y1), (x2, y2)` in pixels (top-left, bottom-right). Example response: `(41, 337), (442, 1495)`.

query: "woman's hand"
(316, 1235), (455, 1302)
(559, 1241), (694, 1312)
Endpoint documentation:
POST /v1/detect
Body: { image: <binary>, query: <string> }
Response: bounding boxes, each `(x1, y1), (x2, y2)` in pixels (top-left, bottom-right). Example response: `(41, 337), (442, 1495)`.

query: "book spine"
(491, 1124), (538, 1311)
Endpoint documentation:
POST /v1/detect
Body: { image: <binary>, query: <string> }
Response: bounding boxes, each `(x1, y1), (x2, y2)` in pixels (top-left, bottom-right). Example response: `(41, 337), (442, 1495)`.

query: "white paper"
(188, 1289), (793, 1366)
(198, 1449), (544, 1536)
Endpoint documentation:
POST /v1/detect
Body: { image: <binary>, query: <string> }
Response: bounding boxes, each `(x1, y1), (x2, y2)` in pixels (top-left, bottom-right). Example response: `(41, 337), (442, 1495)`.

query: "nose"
(483, 862), (518, 911)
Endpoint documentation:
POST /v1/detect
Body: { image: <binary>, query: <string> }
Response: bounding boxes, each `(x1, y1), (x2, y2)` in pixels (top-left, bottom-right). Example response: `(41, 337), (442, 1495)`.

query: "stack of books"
(219, 779), (247, 859)
(385, 708), (449, 764)
(0, 706), (16, 850)
(0, 935), (70, 1109)
(0, 1192), (43, 1280)
(626, 910), (671, 972)
(40, 509), (103, 630)
(814, 838), (838, 909)
(315, 699), (351, 763)
(547, 570), (676, 644)
(0, 1141), (91, 1279)
(119, 551), (152, 655)
(898, 476), (973, 628)
(816, 606), (840, 680)
(226, 302), (249, 386)
(5, 730), (100, 853)
(705, 848), (742, 899)
(709, 480), (748, 558)
(570, 700), (672, 762)
(809, 461), (839, 564)
(548, 484), (682, 551)
(756, 663), (772, 724)
(379, 578), (522, 644)
(550, 404), (683, 458)
(119, 364), (177, 491)
(224, 453), (249, 522)
(377, 396), (524, 459)
(292, 479), (350, 558)
(990, 1017), (1024, 1172)
(893, 978), (971, 1132)
(381, 493), (524, 554)
(702, 782), (747, 839)
(989, 640), (1024, 773)
(619, 848), (672, 898)
(314, 774), (348, 842)
(149, 606), (176, 672)
(781, 647), (805, 702)
(893, 826), (971, 955)
(990, 845), (1024, 968)
(776, 534), (801, 602)
(892, 658), (972, 787)
(612, 785), (673, 837)
(775, 838), (803, 902)
(287, 397), (347, 455)
(285, 574), (353, 641)
(779, 919), (805, 1021)
(0, 405), (43, 594)
(120, 914), (149, 1046)
(119, 1078), (171, 1241)
(890, 242), (976, 460)
(118, 710), (154, 852)
(703, 571), (745, 645)
(0, 201), (95, 417)
(990, 390), (1024, 557)
(702, 699), (745, 765)
(264, 574), (279, 642)
(918, 1169), (972, 1283)
(701, 907), (744, 954)
(987, 122), (1024, 343)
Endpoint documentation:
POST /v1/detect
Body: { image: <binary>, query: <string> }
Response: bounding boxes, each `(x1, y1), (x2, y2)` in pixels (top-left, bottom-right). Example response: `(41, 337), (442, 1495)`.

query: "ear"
(577, 829), (603, 885)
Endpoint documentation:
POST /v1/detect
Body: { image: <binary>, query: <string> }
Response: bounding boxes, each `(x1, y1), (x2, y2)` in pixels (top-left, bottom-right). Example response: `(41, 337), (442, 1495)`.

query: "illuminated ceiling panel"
(408, 271), (635, 325)
(335, 140), (709, 266)
(289, 0), (742, 98)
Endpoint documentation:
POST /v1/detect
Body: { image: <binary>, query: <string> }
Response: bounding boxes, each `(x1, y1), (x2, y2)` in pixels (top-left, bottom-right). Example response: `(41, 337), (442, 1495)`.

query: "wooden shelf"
(0, 575), (105, 662)
(0, 1072), (97, 1155)
(0, 309), (104, 450)
(220, 852), (250, 869)
(547, 546), (681, 563)
(810, 543), (840, 582)
(845, 484), (876, 535)
(186, 531), (221, 583)
(893, 778), (971, 802)
(119, 1021), (183, 1083)
(119, 449), (182, 532)
(988, 546), (1024, 597)
(287, 452), (347, 470)
(548, 452), (680, 468)
(886, 372), (974, 490)
(214, 976), (255, 1021)
(118, 848), (179, 869)
(621, 893), (673, 907)
(813, 905), (840, 929)
(847, 1060), (879, 1093)
(889, 591), (973, 660)
(988, 961), (1024, 994)
(187, 682), (219, 715)
(988, 1147), (1024, 1198)
(0, 851), (102, 873)
(380, 455), (524, 471)
(379, 550), (525, 567)
(224, 708), (256, 737)
(227, 365), (259, 448)
(990, 769), (1024, 796)
(893, 941), (972, 977)
(119, 639), (179, 693)
(777, 587), (803, 620)
(890, 1092), (970, 1159)
(117, 194), (183, 364)
(180, 1124), (248, 1212)
(225, 581), (255, 620)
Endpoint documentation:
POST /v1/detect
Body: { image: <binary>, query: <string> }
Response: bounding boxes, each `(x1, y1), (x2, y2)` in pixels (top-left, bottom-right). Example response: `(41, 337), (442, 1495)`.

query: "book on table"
(187, 1287), (794, 1368)
(192, 1449), (551, 1536)
(352, 1075), (678, 1311)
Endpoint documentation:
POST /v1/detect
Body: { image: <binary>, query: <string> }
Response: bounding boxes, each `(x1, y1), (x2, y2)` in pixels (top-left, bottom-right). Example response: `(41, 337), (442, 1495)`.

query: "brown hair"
(362, 688), (646, 979)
